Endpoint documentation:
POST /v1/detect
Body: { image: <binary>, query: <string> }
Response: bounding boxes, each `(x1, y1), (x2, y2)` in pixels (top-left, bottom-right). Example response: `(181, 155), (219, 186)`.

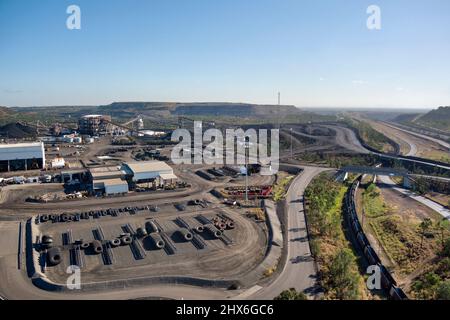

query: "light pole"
(244, 139), (250, 203)
(290, 127), (293, 159)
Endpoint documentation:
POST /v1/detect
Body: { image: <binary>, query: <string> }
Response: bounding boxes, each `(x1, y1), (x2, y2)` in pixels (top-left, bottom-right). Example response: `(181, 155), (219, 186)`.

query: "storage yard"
(33, 205), (267, 286)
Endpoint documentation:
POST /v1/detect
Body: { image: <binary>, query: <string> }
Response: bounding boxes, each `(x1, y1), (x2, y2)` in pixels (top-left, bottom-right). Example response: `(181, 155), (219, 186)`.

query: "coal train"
(345, 177), (408, 300)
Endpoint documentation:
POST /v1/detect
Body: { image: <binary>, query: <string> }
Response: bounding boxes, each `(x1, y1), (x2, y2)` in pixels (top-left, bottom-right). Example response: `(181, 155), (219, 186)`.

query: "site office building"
(0, 142), (45, 172)
(122, 161), (177, 189)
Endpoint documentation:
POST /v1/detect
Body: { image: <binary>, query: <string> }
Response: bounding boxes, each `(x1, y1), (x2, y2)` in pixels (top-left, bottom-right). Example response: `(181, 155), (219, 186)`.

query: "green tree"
(436, 220), (450, 249)
(366, 183), (376, 195)
(436, 281), (450, 300)
(443, 238), (450, 257)
(419, 218), (433, 248)
(327, 249), (360, 300)
(412, 272), (442, 299)
(274, 288), (308, 300)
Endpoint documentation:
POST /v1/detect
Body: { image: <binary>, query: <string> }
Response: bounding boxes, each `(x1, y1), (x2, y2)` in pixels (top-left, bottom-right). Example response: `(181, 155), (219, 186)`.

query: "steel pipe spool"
(145, 221), (158, 234)
(121, 236), (132, 246)
(147, 233), (165, 249)
(178, 228), (193, 241)
(136, 227), (148, 238)
(226, 221), (235, 229)
(47, 247), (62, 266)
(110, 238), (121, 247)
(218, 223), (227, 230)
(205, 224), (222, 238)
(91, 240), (103, 254)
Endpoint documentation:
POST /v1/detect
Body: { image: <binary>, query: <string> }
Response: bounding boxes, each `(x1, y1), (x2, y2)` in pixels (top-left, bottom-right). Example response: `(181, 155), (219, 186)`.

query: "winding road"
(251, 166), (326, 299)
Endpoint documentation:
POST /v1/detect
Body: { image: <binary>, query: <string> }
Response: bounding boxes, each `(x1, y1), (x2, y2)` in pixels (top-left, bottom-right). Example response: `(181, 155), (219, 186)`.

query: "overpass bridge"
(337, 165), (412, 188)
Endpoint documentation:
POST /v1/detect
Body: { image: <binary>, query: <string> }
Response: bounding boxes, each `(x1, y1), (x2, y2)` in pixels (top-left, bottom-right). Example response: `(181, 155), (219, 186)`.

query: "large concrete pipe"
(226, 221), (235, 229)
(205, 224), (222, 238)
(47, 247), (62, 266)
(80, 242), (90, 249)
(217, 222), (227, 230)
(145, 221), (158, 234)
(121, 235), (132, 246)
(136, 227), (148, 238)
(91, 240), (103, 254)
(195, 225), (204, 233)
(178, 228), (193, 241)
(110, 238), (121, 247)
(148, 233), (165, 249)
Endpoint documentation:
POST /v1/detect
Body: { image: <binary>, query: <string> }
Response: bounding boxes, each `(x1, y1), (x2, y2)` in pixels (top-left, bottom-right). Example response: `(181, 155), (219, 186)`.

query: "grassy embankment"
(357, 182), (450, 299)
(305, 173), (369, 300)
(272, 174), (294, 202)
(346, 118), (396, 153)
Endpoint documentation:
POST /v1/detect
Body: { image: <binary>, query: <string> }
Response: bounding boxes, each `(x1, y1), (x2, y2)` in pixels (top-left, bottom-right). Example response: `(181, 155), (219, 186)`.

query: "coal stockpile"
(0, 122), (37, 138)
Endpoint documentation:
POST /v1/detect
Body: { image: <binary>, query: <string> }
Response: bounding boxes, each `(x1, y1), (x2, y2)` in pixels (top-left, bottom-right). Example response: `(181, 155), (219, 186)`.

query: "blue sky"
(1, 0), (449, 108)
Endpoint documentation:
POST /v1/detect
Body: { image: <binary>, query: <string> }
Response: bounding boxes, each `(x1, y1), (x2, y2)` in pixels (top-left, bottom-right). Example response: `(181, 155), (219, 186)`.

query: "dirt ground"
(356, 182), (445, 289)
(35, 206), (268, 285)
(368, 121), (449, 162)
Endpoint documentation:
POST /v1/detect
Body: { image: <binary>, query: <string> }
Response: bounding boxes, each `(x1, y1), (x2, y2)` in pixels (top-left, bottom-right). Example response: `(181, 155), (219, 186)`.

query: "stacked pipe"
(47, 247), (62, 266)
(177, 228), (193, 241)
(205, 224), (222, 238)
(145, 221), (158, 234)
(91, 240), (103, 254)
(212, 216), (235, 231)
(147, 233), (165, 249)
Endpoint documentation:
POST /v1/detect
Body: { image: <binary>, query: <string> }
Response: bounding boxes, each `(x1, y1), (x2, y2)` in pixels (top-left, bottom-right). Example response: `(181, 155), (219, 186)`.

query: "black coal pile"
(0, 123), (37, 138)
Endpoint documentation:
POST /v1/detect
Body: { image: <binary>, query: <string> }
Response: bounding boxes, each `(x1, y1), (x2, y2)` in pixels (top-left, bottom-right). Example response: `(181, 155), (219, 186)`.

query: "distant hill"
(392, 113), (421, 123)
(0, 122), (37, 138)
(415, 106), (450, 132)
(5, 102), (333, 127)
(0, 106), (14, 118)
(100, 102), (305, 118)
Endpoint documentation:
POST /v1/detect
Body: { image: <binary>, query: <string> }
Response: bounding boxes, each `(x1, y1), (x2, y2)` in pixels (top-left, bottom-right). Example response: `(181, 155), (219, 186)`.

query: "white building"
(122, 161), (177, 187)
(0, 142), (45, 172)
(93, 178), (128, 196)
(51, 157), (66, 169)
(89, 166), (128, 195)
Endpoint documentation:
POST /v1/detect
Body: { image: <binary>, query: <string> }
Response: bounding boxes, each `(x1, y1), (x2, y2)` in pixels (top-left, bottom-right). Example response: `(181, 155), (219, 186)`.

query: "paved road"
(378, 175), (450, 220)
(251, 166), (327, 299)
(384, 122), (450, 150)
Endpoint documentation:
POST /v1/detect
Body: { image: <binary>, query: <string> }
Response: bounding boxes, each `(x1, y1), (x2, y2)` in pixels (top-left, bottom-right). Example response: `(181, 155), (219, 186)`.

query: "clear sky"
(1, 0), (449, 108)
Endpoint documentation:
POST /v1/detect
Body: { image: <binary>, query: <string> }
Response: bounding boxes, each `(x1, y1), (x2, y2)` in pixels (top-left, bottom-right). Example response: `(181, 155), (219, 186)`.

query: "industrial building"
(92, 178), (129, 196)
(122, 161), (177, 188)
(0, 142), (45, 172)
(89, 166), (128, 196)
(59, 161), (177, 195)
(78, 115), (111, 135)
